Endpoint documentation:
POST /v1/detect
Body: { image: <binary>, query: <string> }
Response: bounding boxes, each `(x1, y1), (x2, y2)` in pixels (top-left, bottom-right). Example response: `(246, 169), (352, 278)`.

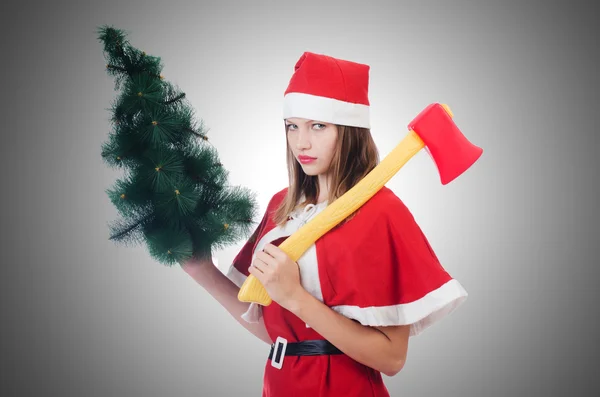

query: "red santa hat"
(283, 51), (371, 129)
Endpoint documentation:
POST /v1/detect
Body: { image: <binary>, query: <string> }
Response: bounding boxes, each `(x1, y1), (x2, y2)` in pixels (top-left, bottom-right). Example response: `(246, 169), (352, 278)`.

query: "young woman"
(181, 51), (468, 397)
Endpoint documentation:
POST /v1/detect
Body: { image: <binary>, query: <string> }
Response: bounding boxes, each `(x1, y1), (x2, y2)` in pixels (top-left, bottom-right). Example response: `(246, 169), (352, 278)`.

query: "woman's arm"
(288, 289), (410, 377)
(181, 258), (273, 345)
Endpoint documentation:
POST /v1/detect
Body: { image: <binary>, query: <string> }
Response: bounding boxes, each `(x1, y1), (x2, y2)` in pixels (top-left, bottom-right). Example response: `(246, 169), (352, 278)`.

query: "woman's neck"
(317, 174), (331, 204)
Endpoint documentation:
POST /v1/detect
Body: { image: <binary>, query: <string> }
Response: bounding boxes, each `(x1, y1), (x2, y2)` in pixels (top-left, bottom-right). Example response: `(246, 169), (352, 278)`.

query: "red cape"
(229, 185), (467, 337)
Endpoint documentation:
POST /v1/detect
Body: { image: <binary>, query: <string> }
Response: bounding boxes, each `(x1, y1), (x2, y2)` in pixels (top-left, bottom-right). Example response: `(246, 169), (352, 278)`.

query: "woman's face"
(285, 118), (339, 176)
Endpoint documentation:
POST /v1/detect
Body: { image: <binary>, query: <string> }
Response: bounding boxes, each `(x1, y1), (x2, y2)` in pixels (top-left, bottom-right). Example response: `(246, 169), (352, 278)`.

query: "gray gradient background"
(2, 0), (598, 396)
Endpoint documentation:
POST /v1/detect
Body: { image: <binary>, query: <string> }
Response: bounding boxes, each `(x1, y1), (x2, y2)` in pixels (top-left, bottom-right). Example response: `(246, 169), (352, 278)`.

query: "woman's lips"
(298, 155), (316, 164)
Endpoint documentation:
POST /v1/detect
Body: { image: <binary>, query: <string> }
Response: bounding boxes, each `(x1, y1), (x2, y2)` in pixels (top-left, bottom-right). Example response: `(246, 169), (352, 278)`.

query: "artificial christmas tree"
(97, 25), (258, 266)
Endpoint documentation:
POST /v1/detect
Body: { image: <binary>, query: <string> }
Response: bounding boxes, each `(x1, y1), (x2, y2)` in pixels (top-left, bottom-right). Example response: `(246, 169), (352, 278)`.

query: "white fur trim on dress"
(283, 92), (371, 129)
(224, 266), (263, 323)
(226, 265), (248, 289)
(331, 279), (468, 337)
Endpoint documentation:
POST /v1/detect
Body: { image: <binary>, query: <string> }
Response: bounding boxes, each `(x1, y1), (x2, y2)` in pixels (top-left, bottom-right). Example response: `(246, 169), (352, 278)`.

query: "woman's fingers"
(256, 250), (276, 266)
(250, 258), (265, 273)
(249, 249), (279, 280)
(251, 257), (268, 273)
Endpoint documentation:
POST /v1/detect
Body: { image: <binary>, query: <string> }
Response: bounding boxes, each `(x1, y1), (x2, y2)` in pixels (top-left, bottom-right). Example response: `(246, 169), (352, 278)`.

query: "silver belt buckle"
(271, 336), (288, 369)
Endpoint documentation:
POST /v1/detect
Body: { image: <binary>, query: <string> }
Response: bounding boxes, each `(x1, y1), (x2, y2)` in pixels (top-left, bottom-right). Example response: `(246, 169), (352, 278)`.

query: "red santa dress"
(226, 186), (468, 397)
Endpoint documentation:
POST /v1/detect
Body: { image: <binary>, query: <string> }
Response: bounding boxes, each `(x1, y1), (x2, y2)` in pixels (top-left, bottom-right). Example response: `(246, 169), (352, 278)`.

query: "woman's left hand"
(248, 243), (306, 311)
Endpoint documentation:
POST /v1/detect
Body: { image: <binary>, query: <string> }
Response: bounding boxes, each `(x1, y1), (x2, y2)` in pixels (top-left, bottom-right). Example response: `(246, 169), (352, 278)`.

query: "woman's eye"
(285, 123), (325, 130)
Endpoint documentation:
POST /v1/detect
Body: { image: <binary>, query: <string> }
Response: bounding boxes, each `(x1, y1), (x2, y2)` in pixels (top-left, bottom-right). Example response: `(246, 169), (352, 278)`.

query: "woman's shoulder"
(266, 187), (289, 210)
(360, 186), (409, 217)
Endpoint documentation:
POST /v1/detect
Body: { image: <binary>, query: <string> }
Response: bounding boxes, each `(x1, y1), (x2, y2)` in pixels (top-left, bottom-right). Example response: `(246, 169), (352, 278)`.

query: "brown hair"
(272, 122), (380, 226)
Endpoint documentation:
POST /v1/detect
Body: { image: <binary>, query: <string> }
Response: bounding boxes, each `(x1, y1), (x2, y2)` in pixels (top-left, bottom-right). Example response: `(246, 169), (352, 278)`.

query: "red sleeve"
(232, 209), (268, 271)
(225, 188), (287, 287)
(320, 187), (468, 336)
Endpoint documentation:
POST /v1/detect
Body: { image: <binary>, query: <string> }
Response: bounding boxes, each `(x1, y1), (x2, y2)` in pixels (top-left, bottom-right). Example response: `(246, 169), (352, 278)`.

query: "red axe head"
(408, 103), (483, 185)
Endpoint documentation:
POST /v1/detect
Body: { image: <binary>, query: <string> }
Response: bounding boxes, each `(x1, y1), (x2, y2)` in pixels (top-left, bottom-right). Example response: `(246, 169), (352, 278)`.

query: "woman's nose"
(296, 140), (310, 150)
(296, 130), (311, 149)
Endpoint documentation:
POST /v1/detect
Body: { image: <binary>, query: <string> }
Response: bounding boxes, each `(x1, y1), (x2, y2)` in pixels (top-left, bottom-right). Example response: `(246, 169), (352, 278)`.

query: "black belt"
(268, 337), (344, 368)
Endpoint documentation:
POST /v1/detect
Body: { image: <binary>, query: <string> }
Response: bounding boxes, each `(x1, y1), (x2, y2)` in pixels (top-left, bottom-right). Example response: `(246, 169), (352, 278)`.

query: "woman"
(182, 51), (468, 396)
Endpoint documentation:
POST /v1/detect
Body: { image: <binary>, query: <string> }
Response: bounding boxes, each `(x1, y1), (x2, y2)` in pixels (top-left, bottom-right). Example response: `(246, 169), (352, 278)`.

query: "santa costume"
(226, 51), (468, 397)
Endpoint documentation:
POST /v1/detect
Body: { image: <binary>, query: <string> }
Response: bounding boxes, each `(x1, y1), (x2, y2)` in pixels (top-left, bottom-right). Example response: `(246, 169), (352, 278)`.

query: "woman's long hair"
(272, 122), (380, 226)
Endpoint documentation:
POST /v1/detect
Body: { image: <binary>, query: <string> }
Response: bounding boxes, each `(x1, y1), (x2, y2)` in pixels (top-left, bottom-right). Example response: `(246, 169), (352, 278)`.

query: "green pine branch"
(97, 25), (259, 267)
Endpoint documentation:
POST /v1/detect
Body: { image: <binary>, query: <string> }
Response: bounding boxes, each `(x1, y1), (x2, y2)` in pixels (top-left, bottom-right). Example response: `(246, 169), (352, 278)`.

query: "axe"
(237, 103), (482, 306)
